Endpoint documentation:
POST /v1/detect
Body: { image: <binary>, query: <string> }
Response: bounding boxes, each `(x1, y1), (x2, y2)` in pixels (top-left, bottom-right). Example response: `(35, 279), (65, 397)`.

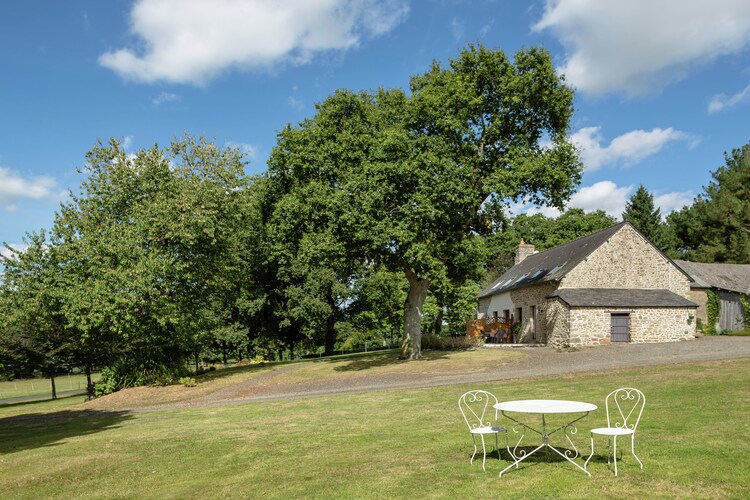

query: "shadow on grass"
(467, 445), (594, 468)
(0, 409), (134, 454)
(331, 349), (457, 372)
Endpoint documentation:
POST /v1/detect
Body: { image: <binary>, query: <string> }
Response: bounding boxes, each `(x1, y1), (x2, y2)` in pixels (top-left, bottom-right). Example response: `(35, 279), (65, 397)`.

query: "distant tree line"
(1, 42), (746, 396)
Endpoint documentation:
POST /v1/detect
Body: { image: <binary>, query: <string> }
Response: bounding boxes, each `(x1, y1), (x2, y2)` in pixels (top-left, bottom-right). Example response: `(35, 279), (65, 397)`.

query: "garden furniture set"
(459, 387), (646, 477)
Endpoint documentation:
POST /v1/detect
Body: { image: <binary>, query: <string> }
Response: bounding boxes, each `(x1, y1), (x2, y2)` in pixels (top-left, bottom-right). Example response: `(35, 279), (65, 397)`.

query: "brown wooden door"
(611, 313), (630, 342)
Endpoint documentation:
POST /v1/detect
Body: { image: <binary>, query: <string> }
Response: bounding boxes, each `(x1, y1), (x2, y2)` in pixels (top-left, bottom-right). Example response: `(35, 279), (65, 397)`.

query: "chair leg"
(471, 435), (477, 465)
(584, 434), (594, 471)
(613, 436), (618, 476)
(631, 434), (643, 469)
(495, 433), (499, 461)
(480, 435), (487, 471)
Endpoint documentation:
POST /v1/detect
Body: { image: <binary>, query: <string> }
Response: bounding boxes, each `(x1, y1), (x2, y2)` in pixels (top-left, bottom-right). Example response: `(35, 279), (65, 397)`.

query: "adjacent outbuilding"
(674, 260), (750, 332)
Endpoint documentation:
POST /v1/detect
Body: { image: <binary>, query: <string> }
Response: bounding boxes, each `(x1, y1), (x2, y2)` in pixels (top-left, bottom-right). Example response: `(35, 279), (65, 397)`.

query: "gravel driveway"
(160, 335), (750, 410)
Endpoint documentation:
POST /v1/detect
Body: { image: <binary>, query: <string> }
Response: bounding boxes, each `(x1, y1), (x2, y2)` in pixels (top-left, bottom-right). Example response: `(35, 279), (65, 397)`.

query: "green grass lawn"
(0, 359), (748, 498)
(0, 373), (101, 400)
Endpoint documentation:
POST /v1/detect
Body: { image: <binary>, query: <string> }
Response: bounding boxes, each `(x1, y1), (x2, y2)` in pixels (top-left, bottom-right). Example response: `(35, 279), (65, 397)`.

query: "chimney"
(515, 239), (535, 265)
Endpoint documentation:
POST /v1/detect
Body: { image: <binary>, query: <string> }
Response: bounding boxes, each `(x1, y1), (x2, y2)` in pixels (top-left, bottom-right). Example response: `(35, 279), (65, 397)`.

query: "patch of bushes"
(93, 357), (187, 397)
(179, 376), (197, 387)
(421, 333), (478, 350)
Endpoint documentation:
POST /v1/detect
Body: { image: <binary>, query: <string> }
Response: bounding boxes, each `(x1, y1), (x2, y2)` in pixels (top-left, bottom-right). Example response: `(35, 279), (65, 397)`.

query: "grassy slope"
(0, 358), (748, 498)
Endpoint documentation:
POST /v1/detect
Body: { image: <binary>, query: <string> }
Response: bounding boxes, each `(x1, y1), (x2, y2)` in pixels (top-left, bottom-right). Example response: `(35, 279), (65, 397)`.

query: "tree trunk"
(400, 269), (429, 360)
(324, 292), (337, 356)
(221, 341), (228, 365)
(49, 372), (57, 400)
(434, 294), (444, 336)
(85, 364), (94, 400)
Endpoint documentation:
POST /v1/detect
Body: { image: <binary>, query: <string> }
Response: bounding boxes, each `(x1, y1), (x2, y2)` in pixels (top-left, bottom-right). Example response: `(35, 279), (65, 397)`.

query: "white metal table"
(493, 399), (597, 476)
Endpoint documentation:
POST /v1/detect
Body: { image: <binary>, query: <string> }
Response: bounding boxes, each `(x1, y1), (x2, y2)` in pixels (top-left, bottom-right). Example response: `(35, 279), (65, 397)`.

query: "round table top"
(494, 399), (597, 414)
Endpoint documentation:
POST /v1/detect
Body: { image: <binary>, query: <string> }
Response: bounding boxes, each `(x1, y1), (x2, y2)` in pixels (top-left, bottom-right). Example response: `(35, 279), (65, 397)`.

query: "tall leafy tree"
(621, 184), (669, 250)
(690, 142), (750, 263)
(270, 44), (581, 359)
(54, 136), (253, 386)
(0, 232), (73, 398)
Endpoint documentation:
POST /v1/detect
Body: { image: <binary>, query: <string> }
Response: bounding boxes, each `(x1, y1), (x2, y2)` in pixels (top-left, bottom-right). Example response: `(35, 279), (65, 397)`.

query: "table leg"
(499, 412), (591, 477)
(499, 443), (546, 477)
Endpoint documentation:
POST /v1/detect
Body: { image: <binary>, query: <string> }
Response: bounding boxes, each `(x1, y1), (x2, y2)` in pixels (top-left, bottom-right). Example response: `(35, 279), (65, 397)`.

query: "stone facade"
(510, 283), (557, 343)
(478, 223), (697, 347)
(687, 289), (708, 326)
(560, 224), (691, 297)
(567, 307), (696, 346)
(545, 297), (570, 348)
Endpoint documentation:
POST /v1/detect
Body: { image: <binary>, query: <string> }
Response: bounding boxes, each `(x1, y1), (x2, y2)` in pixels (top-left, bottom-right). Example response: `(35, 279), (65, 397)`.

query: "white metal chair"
(584, 387), (646, 476)
(458, 390), (510, 471)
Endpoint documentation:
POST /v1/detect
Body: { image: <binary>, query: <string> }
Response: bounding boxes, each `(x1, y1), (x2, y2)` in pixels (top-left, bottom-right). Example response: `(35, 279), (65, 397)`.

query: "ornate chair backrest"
(459, 390), (499, 431)
(605, 387), (646, 432)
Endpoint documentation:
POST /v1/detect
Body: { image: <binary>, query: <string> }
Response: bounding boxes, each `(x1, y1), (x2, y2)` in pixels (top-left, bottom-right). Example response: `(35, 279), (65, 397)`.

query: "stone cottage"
(476, 222), (698, 347)
(674, 260), (750, 332)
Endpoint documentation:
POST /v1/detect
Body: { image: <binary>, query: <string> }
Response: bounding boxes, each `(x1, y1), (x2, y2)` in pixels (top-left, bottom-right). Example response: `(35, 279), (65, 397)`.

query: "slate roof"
(674, 260), (750, 294)
(477, 222), (628, 299)
(547, 288), (698, 308)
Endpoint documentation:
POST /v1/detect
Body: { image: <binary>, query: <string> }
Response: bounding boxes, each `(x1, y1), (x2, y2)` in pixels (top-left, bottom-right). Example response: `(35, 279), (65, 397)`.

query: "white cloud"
(571, 126), (691, 171)
(567, 181), (632, 217)
(654, 191), (694, 216)
(152, 92), (180, 105)
(533, 0), (750, 96)
(708, 82), (750, 112)
(520, 182), (694, 219)
(225, 142), (258, 160)
(0, 243), (29, 261)
(0, 167), (59, 211)
(287, 95), (305, 111)
(521, 181), (630, 217)
(100, 0), (409, 85)
(450, 18), (465, 42)
(121, 135), (134, 152)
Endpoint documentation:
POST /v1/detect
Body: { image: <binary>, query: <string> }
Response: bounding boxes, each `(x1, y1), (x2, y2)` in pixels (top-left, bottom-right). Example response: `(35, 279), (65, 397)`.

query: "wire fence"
(0, 372), (100, 400)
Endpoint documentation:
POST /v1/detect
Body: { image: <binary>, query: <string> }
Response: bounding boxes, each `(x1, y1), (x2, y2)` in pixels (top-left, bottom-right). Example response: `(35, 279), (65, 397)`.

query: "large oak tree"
(269, 45), (581, 359)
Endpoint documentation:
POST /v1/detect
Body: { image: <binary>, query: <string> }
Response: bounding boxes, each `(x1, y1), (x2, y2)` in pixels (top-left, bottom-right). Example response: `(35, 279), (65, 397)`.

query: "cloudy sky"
(2, 0), (750, 253)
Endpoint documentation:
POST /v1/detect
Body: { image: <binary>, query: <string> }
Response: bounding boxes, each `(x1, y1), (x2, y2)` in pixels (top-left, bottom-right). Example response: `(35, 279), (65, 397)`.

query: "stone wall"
(510, 283), (557, 343)
(568, 307), (696, 346)
(545, 297), (570, 348)
(687, 289), (708, 327)
(561, 224), (691, 298)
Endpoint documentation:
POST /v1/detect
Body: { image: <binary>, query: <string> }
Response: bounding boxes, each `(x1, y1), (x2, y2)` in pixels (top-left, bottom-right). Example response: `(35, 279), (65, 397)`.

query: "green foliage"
(420, 333), (477, 349)
(705, 290), (720, 335)
(268, 43), (581, 359)
(179, 376), (196, 387)
(622, 184), (672, 251)
(740, 294), (750, 328)
(664, 140), (750, 262)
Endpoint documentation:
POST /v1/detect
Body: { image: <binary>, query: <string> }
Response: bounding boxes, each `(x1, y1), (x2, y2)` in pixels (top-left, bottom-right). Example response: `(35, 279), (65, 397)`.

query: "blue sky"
(3, 0), (750, 255)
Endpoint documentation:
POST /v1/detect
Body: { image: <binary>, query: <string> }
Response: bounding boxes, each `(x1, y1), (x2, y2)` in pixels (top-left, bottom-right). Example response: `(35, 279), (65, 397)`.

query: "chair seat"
(591, 427), (635, 436)
(470, 426), (506, 435)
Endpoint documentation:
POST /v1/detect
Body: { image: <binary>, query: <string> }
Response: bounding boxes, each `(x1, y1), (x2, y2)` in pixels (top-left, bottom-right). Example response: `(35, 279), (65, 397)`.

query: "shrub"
(179, 376), (197, 387)
(706, 290), (720, 335)
(421, 333), (478, 350)
(92, 356), (188, 397)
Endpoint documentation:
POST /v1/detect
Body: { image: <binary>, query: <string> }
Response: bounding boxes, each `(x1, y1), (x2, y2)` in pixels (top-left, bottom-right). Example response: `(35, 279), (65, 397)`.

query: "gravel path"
(144, 335), (750, 411)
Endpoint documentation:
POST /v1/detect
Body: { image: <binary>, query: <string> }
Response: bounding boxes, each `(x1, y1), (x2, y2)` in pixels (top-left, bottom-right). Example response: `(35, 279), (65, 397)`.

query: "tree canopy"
(664, 140), (750, 263)
(268, 44), (581, 358)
